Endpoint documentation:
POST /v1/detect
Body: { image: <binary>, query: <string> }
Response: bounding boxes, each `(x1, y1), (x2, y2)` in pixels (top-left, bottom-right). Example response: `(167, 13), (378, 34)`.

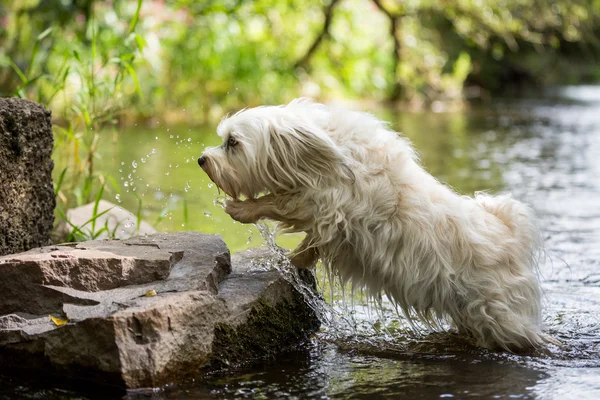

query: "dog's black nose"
(198, 156), (206, 167)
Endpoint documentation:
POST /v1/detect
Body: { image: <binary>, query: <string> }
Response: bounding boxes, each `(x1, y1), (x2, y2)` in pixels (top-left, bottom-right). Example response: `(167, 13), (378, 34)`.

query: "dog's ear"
(265, 122), (352, 190)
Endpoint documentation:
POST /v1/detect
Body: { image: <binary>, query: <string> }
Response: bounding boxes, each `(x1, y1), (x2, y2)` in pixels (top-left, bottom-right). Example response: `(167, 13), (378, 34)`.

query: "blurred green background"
(1, 0), (599, 249)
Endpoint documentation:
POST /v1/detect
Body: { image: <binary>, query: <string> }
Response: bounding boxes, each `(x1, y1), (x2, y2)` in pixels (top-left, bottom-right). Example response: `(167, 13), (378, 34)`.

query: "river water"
(2, 87), (600, 399)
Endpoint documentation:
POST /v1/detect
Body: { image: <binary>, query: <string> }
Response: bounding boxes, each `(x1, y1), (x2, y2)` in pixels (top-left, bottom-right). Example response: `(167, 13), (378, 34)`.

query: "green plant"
(56, 183), (116, 242)
(2, 1), (146, 240)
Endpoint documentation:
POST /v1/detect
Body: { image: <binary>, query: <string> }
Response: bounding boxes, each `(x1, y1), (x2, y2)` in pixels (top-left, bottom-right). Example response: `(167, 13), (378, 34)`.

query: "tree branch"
(294, 0), (341, 69)
(372, 0), (403, 101)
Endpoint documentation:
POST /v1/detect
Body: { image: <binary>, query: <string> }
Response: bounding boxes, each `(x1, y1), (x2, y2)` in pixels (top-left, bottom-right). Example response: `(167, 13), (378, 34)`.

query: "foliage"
(2, 0), (599, 123)
(0, 0), (599, 241)
(1, 0), (145, 237)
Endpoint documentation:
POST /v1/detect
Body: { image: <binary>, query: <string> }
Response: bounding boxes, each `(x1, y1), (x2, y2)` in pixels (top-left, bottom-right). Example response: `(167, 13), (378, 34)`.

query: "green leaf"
(54, 167), (68, 196)
(91, 183), (105, 233)
(183, 199), (189, 229)
(7, 58), (27, 84)
(36, 27), (54, 41)
(134, 33), (146, 52)
(122, 61), (143, 99)
(129, 0), (143, 33)
(12, 74), (51, 96)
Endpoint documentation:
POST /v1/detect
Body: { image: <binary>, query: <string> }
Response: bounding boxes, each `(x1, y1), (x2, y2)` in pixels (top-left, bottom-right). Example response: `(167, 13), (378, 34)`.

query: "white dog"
(199, 98), (549, 351)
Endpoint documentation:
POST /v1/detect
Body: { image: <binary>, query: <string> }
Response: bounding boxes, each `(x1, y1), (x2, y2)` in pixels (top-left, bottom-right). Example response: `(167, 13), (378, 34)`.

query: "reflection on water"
(177, 340), (549, 399)
(8, 86), (600, 399)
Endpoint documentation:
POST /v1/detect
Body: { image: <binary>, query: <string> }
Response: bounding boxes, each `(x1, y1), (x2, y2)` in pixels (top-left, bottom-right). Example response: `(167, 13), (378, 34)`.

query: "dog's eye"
(227, 136), (238, 148)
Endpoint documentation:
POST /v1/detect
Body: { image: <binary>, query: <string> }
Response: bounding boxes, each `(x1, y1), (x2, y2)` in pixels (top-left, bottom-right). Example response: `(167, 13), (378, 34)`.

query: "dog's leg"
(225, 194), (311, 226)
(290, 234), (319, 269)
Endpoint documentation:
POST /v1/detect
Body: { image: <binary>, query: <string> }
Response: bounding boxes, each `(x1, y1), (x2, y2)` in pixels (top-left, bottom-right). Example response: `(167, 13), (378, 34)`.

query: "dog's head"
(198, 98), (352, 199)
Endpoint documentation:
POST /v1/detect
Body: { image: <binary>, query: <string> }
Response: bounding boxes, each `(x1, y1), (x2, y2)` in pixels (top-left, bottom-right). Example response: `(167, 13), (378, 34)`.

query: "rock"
(0, 98), (55, 256)
(210, 248), (320, 368)
(56, 200), (157, 241)
(0, 233), (320, 389)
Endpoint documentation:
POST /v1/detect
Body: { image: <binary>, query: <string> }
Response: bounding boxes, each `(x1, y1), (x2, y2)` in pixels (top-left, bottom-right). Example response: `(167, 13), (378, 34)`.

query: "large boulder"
(0, 98), (55, 256)
(0, 233), (320, 388)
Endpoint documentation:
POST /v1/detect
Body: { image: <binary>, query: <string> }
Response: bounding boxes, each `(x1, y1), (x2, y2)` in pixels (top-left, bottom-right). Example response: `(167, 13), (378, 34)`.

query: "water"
(5, 86), (600, 399)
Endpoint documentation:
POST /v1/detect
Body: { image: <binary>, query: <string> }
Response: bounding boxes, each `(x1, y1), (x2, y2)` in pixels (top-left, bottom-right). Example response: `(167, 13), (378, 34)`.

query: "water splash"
(252, 221), (362, 338)
(213, 196), (227, 208)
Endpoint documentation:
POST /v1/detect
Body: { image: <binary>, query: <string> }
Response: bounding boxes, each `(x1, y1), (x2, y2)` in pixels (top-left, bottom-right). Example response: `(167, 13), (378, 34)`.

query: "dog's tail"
(475, 192), (543, 267)
(474, 192), (552, 349)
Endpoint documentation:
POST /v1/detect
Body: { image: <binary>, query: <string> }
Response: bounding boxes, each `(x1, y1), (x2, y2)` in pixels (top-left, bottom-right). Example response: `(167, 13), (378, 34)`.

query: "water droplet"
(124, 182), (129, 187)
(121, 161), (125, 166)
(208, 183), (214, 188)
(213, 197), (227, 208)
(132, 161), (137, 168)
(155, 136), (158, 140)
(115, 194), (121, 203)
(165, 172), (170, 176)
(124, 221), (134, 228)
(187, 138), (191, 142)
(204, 212), (212, 217)
(141, 157), (146, 163)
(151, 148), (157, 154)
(170, 135), (174, 139)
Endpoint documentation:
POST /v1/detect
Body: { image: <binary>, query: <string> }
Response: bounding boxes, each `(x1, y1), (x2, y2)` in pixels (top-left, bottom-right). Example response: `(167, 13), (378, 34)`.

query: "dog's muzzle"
(198, 156), (207, 167)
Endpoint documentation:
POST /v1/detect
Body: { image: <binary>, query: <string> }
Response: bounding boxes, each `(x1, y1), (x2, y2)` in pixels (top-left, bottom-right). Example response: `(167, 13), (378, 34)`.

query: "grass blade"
(183, 199), (189, 230)
(129, 0), (143, 33)
(91, 184), (106, 234)
(122, 60), (143, 99)
(54, 167), (68, 196)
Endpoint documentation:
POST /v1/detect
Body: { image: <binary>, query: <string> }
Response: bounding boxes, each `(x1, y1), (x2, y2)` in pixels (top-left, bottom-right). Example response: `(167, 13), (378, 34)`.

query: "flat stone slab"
(0, 233), (319, 389)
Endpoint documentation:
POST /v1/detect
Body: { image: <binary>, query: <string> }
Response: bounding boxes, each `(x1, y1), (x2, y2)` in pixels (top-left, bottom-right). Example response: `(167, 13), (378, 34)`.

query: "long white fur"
(201, 98), (547, 351)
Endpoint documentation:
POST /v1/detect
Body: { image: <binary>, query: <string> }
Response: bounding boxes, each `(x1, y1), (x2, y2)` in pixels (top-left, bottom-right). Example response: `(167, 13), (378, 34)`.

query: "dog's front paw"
(225, 199), (258, 223)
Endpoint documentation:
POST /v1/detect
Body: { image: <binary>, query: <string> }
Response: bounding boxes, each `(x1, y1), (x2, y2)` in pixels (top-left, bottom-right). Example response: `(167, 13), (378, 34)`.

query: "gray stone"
(0, 97), (55, 256)
(57, 200), (157, 241)
(0, 233), (319, 388)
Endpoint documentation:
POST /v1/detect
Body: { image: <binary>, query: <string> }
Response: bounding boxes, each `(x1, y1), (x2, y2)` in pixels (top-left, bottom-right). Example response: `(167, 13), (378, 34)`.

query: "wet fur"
(200, 98), (548, 351)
